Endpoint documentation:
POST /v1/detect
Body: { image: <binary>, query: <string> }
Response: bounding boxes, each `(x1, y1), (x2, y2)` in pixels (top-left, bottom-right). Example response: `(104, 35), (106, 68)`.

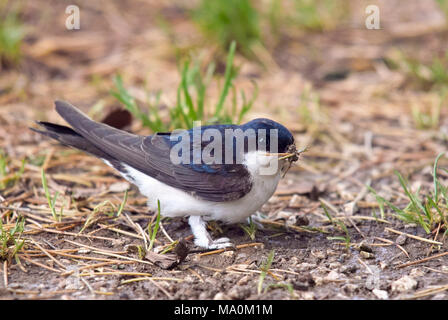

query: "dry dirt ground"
(1, 0), (448, 300)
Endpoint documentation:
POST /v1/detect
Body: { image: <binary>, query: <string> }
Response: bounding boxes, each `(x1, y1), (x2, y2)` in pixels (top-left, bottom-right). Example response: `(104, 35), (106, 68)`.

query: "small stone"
(300, 291), (315, 300)
(276, 211), (293, 220)
(359, 242), (373, 253)
(311, 249), (327, 259)
(335, 293), (349, 300)
(432, 293), (447, 300)
(340, 264), (358, 274)
(295, 214), (309, 226)
(360, 251), (375, 259)
(292, 274), (315, 291)
(199, 292), (210, 300)
(288, 194), (304, 207)
(325, 270), (340, 281)
(338, 254), (348, 263)
(410, 268), (425, 278)
(396, 234), (407, 245)
(222, 250), (235, 258)
(343, 283), (359, 293)
(237, 275), (250, 286)
(329, 262), (341, 269)
(289, 256), (299, 266)
(109, 182), (130, 193)
(391, 275), (417, 293)
(213, 292), (230, 300)
(228, 287), (250, 299)
(296, 263), (317, 272)
(372, 289), (389, 300)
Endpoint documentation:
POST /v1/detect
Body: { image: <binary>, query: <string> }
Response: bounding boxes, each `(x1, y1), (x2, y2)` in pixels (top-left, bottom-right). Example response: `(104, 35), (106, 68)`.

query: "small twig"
(26, 225), (117, 241)
(375, 236), (410, 258)
(159, 221), (174, 243)
(409, 284), (448, 299)
(427, 223), (441, 256)
(20, 255), (62, 273)
(187, 267), (204, 283)
(30, 240), (66, 270)
(3, 261), (8, 287)
(385, 227), (443, 245)
(79, 271), (153, 277)
(397, 252), (448, 269)
(357, 257), (373, 274)
(123, 213), (149, 248)
(64, 239), (153, 266)
(97, 223), (145, 240)
(120, 277), (183, 284)
(80, 277), (96, 296)
(195, 242), (263, 257)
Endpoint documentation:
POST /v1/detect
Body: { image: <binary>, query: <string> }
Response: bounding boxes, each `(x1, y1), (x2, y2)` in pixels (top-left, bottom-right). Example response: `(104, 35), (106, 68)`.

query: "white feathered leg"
(188, 216), (233, 249)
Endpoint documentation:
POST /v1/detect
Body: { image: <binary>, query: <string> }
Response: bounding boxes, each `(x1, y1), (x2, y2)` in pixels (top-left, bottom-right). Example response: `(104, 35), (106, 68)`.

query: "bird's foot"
(189, 216), (234, 250)
(206, 237), (234, 250)
(247, 211), (267, 230)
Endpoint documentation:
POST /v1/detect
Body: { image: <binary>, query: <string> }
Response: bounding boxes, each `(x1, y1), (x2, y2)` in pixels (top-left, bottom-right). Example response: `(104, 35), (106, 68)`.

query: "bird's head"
(242, 118), (295, 154)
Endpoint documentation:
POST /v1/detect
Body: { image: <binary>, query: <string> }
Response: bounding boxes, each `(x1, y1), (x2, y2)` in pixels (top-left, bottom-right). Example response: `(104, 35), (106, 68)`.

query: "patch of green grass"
(369, 153), (448, 235)
(0, 216), (25, 264)
(257, 249), (275, 295)
(264, 282), (296, 298)
(436, 0), (448, 18)
(292, 0), (349, 31)
(0, 150), (26, 190)
(0, 0), (26, 68)
(41, 168), (63, 222)
(192, 0), (261, 58)
(321, 202), (351, 250)
(387, 50), (448, 91)
(411, 89), (446, 130)
(147, 200), (161, 252)
(112, 42), (257, 131)
(298, 84), (327, 129)
(239, 217), (257, 241)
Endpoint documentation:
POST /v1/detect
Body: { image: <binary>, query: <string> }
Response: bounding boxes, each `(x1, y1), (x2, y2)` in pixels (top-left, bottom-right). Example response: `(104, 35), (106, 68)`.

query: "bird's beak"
(262, 146), (307, 162)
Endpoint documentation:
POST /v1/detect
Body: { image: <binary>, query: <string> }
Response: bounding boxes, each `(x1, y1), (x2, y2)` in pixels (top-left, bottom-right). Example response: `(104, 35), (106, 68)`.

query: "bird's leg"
(188, 216), (234, 250)
(247, 211), (267, 230)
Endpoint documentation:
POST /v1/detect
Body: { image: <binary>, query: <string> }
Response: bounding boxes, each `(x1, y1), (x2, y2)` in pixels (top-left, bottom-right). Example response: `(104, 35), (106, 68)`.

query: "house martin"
(31, 101), (301, 249)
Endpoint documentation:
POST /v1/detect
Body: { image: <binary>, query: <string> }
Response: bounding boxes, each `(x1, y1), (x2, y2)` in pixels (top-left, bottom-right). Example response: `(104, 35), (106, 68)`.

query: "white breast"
(117, 151), (285, 224)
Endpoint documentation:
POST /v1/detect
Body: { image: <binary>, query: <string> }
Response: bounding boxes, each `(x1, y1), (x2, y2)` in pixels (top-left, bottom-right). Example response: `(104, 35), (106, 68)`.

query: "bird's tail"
(30, 121), (114, 160)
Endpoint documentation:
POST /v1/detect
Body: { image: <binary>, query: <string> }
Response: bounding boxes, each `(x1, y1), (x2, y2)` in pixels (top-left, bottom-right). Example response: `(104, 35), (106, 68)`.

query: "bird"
(31, 100), (300, 249)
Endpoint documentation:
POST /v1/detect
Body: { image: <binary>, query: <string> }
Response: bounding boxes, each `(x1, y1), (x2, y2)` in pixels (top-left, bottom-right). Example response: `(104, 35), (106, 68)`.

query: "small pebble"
(391, 275), (417, 293)
(409, 268), (425, 278)
(372, 289), (389, 300)
(213, 292), (230, 300)
(396, 234), (407, 245)
(360, 251), (375, 259)
(236, 275), (250, 286)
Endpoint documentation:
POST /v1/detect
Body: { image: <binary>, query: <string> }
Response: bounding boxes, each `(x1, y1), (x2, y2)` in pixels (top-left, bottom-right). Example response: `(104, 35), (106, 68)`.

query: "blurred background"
(1, 0), (448, 300)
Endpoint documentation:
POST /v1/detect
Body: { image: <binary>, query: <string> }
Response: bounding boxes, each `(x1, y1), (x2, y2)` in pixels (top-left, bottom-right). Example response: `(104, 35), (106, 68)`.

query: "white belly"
(118, 151), (285, 223)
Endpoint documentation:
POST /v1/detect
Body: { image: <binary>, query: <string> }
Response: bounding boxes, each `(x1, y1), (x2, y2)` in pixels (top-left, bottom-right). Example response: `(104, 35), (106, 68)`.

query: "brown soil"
(0, 0), (447, 300)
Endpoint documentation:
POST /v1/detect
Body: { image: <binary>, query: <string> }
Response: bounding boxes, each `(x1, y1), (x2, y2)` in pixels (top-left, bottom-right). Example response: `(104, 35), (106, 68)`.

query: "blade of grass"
(257, 249), (275, 295)
(214, 41), (236, 118)
(148, 200), (161, 252)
